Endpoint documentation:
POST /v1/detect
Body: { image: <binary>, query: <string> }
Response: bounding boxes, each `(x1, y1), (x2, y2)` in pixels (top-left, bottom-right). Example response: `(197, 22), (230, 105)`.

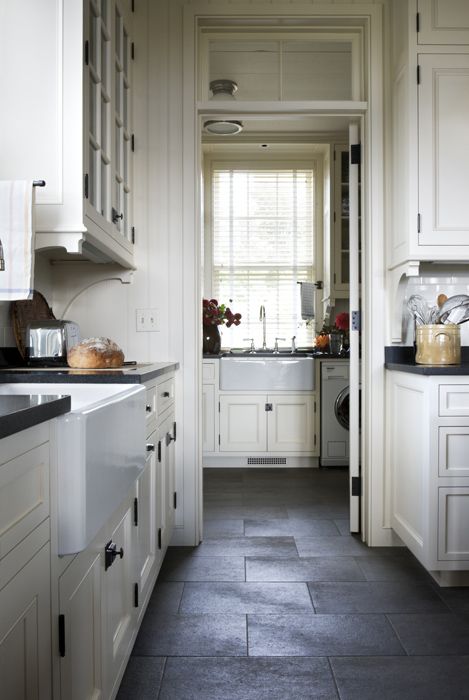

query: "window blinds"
(211, 165), (315, 347)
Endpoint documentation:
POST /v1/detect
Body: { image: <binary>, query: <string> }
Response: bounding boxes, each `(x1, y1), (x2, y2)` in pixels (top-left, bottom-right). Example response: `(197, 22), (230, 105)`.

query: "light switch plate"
(136, 308), (159, 332)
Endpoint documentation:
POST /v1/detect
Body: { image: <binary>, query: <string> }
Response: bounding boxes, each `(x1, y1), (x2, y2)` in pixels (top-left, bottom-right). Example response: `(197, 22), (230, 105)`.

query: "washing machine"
(320, 360), (350, 467)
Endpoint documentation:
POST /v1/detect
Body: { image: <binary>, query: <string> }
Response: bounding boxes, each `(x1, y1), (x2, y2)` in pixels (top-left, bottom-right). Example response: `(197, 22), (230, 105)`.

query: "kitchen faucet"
(259, 305), (267, 350)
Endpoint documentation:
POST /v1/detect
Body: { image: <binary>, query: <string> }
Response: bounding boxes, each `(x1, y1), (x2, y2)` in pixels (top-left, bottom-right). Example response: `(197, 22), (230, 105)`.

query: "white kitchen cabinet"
(1, 0), (135, 267)
(417, 0), (469, 45)
(388, 370), (469, 583)
(332, 145), (350, 296)
(202, 384), (216, 453)
(0, 424), (52, 700)
(268, 394), (316, 453)
(161, 411), (177, 546)
(219, 395), (267, 452)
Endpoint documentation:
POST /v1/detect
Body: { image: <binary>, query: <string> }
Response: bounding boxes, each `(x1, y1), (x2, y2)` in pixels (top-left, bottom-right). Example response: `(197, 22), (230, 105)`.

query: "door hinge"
(351, 475), (362, 497)
(158, 440), (161, 462)
(158, 527), (162, 549)
(417, 64), (421, 85)
(350, 144), (361, 165)
(333, 211), (336, 223)
(265, 403), (273, 412)
(134, 582), (139, 607)
(334, 272), (336, 284)
(58, 614), (66, 657)
(84, 40), (89, 66)
(351, 310), (361, 332)
(131, 226), (135, 244)
(314, 433), (316, 446)
(314, 400), (317, 414)
(131, 134), (135, 152)
(84, 173), (89, 199)
(131, 42), (135, 60)
(416, 12), (420, 33)
(133, 497), (138, 526)
(131, 0), (135, 11)
(174, 492), (177, 509)
(417, 213), (421, 233)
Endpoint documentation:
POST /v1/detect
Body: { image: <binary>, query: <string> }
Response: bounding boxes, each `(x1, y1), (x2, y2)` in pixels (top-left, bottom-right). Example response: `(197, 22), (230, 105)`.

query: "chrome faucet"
(291, 335), (296, 353)
(243, 338), (255, 353)
(273, 337), (285, 354)
(259, 305), (267, 350)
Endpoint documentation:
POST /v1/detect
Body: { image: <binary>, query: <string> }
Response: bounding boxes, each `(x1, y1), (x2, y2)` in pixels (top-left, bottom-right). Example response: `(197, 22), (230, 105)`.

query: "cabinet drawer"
(156, 377), (175, 417)
(203, 361), (216, 383)
(438, 487), (469, 560)
(0, 443), (49, 561)
(145, 385), (157, 435)
(438, 427), (469, 477)
(439, 385), (469, 417)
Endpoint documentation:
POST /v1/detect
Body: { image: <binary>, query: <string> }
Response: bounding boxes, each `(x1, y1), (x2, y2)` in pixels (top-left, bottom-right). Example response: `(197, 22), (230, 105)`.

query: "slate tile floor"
(118, 468), (469, 699)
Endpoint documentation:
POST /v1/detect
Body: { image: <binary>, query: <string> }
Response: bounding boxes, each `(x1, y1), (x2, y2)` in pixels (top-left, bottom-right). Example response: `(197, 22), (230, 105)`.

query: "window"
(209, 162), (316, 348)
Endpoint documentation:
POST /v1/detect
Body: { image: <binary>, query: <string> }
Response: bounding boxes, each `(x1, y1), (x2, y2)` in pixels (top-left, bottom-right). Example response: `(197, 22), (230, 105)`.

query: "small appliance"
(25, 320), (81, 366)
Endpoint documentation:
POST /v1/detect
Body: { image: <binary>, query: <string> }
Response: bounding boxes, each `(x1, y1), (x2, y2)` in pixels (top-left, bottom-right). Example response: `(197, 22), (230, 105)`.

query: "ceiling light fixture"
(203, 79), (243, 135)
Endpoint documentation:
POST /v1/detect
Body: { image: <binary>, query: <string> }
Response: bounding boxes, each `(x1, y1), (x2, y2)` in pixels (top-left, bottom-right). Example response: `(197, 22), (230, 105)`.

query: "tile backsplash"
(403, 265), (469, 346)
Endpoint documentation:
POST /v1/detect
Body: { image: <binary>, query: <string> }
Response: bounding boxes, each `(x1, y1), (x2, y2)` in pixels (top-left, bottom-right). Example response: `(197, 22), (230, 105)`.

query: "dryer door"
(334, 386), (350, 430)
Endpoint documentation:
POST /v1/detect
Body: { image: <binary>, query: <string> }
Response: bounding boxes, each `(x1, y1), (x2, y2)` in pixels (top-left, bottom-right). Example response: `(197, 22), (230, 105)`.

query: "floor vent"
(247, 457), (287, 465)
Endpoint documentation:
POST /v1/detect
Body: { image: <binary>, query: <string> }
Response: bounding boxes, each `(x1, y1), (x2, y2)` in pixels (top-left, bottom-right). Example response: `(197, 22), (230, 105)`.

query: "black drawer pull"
(146, 443), (155, 452)
(104, 541), (124, 570)
(162, 391), (170, 398)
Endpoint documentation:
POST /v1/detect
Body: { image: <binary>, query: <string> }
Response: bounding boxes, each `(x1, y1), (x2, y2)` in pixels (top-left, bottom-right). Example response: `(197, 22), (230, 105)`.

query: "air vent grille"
(247, 457), (287, 465)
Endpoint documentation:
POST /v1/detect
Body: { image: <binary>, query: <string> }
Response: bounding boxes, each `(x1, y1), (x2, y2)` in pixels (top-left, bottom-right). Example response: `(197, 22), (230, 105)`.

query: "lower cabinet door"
(0, 542), (51, 700)
(59, 551), (103, 700)
(219, 395), (267, 452)
(438, 487), (469, 561)
(163, 412), (176, 545)
(202, 383), (216, 453)
(267, 394), (316, 452)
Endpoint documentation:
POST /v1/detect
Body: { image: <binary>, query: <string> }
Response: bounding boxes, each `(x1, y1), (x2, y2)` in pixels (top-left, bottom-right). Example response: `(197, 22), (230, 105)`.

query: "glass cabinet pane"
(100, 158), (108, 218)
(89, 81), (97, 137)
(283, 40), (352, 100)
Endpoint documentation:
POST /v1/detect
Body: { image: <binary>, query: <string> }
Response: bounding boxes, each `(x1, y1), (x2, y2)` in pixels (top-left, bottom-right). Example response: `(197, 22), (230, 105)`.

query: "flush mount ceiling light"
(203, 78), (243, 135)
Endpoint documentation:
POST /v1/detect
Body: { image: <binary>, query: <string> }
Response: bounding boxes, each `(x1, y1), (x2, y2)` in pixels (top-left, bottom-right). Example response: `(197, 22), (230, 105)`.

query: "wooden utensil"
(437, 293), (448, 308)
(10, 290), (55, 358)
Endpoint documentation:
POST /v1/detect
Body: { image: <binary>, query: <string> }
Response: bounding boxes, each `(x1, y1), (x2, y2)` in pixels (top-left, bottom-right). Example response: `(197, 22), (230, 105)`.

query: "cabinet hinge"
(218, 401), (220, 412)
(134, 582), (139, 607)
(218, 434), (220, 445)
(334, 272), (336, 284)
(417, 213), (421, 233)
(131, 134), (135, 152)
(333, 149), (336, 161)
(131, 226), (135, 244)
(350, 144), (361, 165)
(351, 475), (362, 496)
(416, 12), (420, 33)
(314, 400), (317, 414)
(174, 491), (177, 509)
(84, 40), (89, 66)
(333, 211), (336, 223)
(158, 440), (161, 462)
(58, 615), (66, 657)
(173, 421), (177, 442)
(131, 42), (135, 60)
(133, 497), (138, 526)
(158, 527), (162, 549)
(417, 64), (421, 85)
(131, 0), (135, 11)
(84, 173), (89, 200)
(314, 434), (316, 446)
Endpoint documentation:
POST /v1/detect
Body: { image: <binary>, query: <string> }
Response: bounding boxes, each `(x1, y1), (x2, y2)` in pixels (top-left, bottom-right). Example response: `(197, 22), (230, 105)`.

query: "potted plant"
(202, 298), (241, 354)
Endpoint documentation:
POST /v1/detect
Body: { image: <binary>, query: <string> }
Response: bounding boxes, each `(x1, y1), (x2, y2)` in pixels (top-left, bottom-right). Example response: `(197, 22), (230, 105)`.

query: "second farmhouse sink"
(220, 356), (315, 391)
(0, 383), (146, 555)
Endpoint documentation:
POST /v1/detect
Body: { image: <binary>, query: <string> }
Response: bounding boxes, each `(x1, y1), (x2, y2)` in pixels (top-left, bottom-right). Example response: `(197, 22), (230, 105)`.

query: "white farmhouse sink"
(220, 356), (315, 391)
(0, 383), (146, 554)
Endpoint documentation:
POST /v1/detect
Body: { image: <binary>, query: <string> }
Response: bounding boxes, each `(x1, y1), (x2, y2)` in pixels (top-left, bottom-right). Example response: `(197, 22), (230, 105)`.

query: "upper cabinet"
(1, 0), (135, 268)
(417, 0), (469, 45)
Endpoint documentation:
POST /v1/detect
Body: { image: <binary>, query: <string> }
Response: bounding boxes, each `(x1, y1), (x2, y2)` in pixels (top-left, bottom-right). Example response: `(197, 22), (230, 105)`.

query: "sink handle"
(274, 337), (286, 353)
(243, 338), (255, 352)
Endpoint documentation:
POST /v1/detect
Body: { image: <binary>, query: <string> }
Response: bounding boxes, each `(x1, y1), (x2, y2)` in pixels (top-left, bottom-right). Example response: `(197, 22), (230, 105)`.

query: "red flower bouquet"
(334, 312), (350, 332)
(202, 299), (242, 327)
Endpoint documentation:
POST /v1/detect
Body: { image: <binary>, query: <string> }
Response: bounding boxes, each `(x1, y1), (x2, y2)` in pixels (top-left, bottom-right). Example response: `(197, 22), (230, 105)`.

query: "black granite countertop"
(385, 346), (469, 375)
(0, 362), (179, 384)
(204, 352), (349, 360)
(0, 394), (71, 439)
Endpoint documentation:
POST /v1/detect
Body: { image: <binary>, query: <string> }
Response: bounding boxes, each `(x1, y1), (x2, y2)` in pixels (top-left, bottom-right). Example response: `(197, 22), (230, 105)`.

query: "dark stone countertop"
(204, 352), (349, 360)
(0, 394), (71, 439)
(0, 362), (179, 384)
(385, 346), (469, 375)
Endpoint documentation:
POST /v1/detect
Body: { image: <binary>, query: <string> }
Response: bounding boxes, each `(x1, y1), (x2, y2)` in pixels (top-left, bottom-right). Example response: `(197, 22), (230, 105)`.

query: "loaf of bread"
(67, 337), (125, 369)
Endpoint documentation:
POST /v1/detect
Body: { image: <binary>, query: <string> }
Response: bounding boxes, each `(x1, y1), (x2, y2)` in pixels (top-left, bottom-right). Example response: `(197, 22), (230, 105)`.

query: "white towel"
(0, 181), (35, 300)
(300, 281), (315, 320)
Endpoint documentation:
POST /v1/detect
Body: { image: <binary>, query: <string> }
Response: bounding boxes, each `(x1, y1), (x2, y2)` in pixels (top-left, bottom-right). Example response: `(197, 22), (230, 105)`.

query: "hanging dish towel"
(299, 281), (315, 320)
(0, 181), (35, 300)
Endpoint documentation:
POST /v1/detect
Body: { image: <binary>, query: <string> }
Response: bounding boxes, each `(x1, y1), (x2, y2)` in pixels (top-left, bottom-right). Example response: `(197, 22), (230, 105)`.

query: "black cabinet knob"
(165, 432), (175, 447)
(146, 443), (155, 452)
(162, 391), (170, 398)
(146, 404), (152, 413)
(104, 540), (124, 570)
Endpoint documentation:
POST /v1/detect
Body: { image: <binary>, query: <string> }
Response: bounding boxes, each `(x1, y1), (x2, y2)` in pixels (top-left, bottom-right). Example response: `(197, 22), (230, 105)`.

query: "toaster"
(25, 320), (81, 365)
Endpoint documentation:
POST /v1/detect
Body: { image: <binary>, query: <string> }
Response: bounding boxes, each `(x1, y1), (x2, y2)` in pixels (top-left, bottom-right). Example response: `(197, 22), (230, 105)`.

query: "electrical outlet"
(136, 308), (159, 332)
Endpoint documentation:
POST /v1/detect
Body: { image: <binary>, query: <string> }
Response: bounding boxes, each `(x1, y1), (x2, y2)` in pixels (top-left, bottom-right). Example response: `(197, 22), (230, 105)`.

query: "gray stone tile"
(248, 614), (405, 656)
(388, 613), (469, 655)
(330, 656), (469, 700)
(134, 613), (247, 656)
(179, 582), (313, 614)
(244, 518), (340, 537)
(203, 494), (244, 505)
(160, 555), (245, 582)
(355, 554), (432, 582)
(203, 519), (245, 538)
(146, 582), (184, 613)
(295, 536), (377, 557)
(204, 505), (289, 520)
(435, 586), (469, 614)
(116, 656), (165, 699)
(246, 557), (366, 582)
(334, 519), (351, 535)
(159, 656), (339, 700)
(287, 505), (350, 520)
(308, 581), (449, 614)
(194, 537), (298, 558)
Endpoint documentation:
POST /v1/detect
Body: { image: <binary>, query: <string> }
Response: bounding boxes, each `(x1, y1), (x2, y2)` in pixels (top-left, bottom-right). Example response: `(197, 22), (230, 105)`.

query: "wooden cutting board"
(10, 291), (55, 359)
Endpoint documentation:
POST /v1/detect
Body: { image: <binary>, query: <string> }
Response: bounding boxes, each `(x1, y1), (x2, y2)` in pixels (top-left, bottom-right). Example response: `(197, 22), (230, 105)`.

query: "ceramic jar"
(415, 324), (461, 365)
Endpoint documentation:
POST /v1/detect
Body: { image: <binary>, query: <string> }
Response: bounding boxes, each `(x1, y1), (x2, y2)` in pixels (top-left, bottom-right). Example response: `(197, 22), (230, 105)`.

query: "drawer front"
(0, 443), (49, 560)
(203, 361), (216, 383)
(438, 487), (469, 560)
(439, 427), (469, 477)
(145, 384), (157, 436)
(439, 385), (469, 417)
(156, 376), (175, 417)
